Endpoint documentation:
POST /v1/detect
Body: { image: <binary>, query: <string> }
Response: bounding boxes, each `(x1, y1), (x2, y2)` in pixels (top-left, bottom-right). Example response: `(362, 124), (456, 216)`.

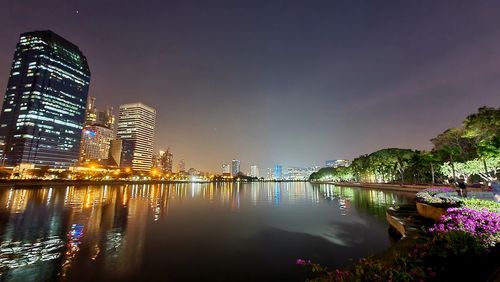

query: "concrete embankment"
(310, 181), (435, 193)
(0, 179), (209, 188)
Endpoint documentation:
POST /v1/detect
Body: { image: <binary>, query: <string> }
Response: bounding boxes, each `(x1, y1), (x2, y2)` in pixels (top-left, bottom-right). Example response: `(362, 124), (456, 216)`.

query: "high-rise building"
(177, 159), (186, 173)
(0, 30), (90, 168)
(79, 125), (114, 163)
(86, 96), (97, 124)
(107, 139), (135, 169)
(79, 96), (115, 165)
(85, 96), (115, 130)
(273, 164), (283, 180)
(222, 164), (230, 175)
(231, 159), (240, 177)
(163, 148), (174, 172)
(108, 139), (123, 167)
(153, 148), (173, 172)
(116, 103), (156, 171)
(266, 168), (273, 180)
(250, 165), (259, 178)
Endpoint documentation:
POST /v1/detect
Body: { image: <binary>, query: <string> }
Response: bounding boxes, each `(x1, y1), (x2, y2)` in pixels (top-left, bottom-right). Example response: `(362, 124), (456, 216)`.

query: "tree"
(463, 106), (500, 142)
(463, 106), (500, 179)
(431, 127), (476, 181)
(392, 149), (415, 184)
(421, 152), (441, 185)
(440, 158), (500, 183)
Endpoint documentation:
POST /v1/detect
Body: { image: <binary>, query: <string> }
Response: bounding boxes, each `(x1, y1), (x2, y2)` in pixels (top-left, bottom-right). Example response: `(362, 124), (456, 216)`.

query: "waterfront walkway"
(311, 181), (450, 193)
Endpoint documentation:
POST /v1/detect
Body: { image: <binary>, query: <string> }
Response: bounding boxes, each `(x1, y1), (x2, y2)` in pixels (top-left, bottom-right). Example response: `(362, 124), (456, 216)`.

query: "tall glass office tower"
(0, 30), (90, 168)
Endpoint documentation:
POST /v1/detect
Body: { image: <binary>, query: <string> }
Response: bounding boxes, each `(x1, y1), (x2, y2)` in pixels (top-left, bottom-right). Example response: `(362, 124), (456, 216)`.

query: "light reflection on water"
(0, 182), (414, 281)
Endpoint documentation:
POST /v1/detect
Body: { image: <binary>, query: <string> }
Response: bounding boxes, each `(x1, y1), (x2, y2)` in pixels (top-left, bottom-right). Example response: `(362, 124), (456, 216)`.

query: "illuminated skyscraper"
(84, 96), (115, 130)
(116, 103), (156, 171)
(222, 164), (230, 175)
(273, 164), (283, 180)
(80, 96), (115, 164)
(250, 165), (259, 178)
(163, 148), (174, 172)
(79, 125), (114, 163)
(231, 159), (240, 177)
(0, 30), (90, 168)
(266, 168), (273, 180)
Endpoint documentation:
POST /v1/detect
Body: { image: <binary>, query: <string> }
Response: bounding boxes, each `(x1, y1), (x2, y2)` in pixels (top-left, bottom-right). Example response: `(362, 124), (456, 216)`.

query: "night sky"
(1, 1), (500, 173)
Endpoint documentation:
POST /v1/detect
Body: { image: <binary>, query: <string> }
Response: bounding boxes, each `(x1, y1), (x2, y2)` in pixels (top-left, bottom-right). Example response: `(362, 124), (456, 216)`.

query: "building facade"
(79, 125), (114, 163)
(231, 159), (240, 177)
(222, 164), (230, 176)
(0, 30), (90, 168)
(85, 96), (115, 129)
(108, 139), (123, 167)
(79, 96), (115, 164)
(116, 103), (156, 171)
(108, 138), (135, 169)
(250, 165), (259, 178)
(273, 164), (283, 180)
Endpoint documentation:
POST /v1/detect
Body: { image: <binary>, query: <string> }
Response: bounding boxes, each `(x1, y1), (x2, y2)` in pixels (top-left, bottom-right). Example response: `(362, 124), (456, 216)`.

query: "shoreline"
(0, 180), (446, 192)
(310, 181), (442, 193)
(0, 179), (211, 188)
(0, 179), (311, 188)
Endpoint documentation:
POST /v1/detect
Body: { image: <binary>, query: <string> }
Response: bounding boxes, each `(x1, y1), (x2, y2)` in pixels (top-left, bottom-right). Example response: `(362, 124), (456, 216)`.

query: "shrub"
(429, 208), (500, 248)
(428, 231), (485, 257)
(460, 198), (500, 212)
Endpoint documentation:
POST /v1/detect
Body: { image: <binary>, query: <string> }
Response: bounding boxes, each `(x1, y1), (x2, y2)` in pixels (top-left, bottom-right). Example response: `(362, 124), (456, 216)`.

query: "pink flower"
(296, 258), (307, 265)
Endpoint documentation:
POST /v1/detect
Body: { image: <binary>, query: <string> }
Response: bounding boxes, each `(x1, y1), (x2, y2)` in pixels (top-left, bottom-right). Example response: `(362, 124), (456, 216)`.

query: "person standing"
(458, 179), (467, 197)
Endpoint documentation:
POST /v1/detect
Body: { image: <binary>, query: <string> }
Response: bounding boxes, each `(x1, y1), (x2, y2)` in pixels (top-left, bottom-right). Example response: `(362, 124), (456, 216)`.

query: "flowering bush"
(295, 258), (330, 279)
(429, 208), (500, 247)
(296, 251), (433, 282)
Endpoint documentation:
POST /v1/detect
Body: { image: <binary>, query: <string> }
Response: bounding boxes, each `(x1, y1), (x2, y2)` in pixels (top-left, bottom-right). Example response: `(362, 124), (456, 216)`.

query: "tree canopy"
(310, 107), (500, 184)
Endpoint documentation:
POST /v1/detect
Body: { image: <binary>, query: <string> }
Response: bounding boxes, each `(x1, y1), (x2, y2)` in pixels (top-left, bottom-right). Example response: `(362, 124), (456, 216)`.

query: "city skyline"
(1, 2), (500, 172)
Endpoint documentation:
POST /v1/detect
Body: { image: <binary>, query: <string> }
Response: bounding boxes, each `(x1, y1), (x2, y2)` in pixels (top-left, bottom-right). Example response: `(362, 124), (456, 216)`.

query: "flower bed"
(298, 191), (500, 281)
(415, 188), (460, 207)
(429, 207), (500, 247)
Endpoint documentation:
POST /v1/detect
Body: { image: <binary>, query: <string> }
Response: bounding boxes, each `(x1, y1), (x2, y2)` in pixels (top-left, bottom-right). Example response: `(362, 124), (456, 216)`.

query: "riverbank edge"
(309, 181), (431, 193)
(0, 179), (315, 188)
(0, 179), (213, 188)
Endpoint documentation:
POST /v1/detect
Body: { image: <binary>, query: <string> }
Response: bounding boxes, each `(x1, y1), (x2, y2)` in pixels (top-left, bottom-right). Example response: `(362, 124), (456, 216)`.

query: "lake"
(0, 182), (414, 281)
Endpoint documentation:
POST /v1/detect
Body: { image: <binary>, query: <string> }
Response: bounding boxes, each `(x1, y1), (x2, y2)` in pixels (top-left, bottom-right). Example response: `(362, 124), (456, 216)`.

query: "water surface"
(0, 182), (414, 281)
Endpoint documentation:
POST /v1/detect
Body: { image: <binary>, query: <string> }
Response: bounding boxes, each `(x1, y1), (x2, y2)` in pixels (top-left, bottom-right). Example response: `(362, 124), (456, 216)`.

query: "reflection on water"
(0, 183), (414, 281)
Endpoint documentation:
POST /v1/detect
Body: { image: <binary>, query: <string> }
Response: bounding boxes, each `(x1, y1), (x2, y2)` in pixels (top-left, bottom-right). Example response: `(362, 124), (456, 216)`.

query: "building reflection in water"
(0, 183), (413, 280)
